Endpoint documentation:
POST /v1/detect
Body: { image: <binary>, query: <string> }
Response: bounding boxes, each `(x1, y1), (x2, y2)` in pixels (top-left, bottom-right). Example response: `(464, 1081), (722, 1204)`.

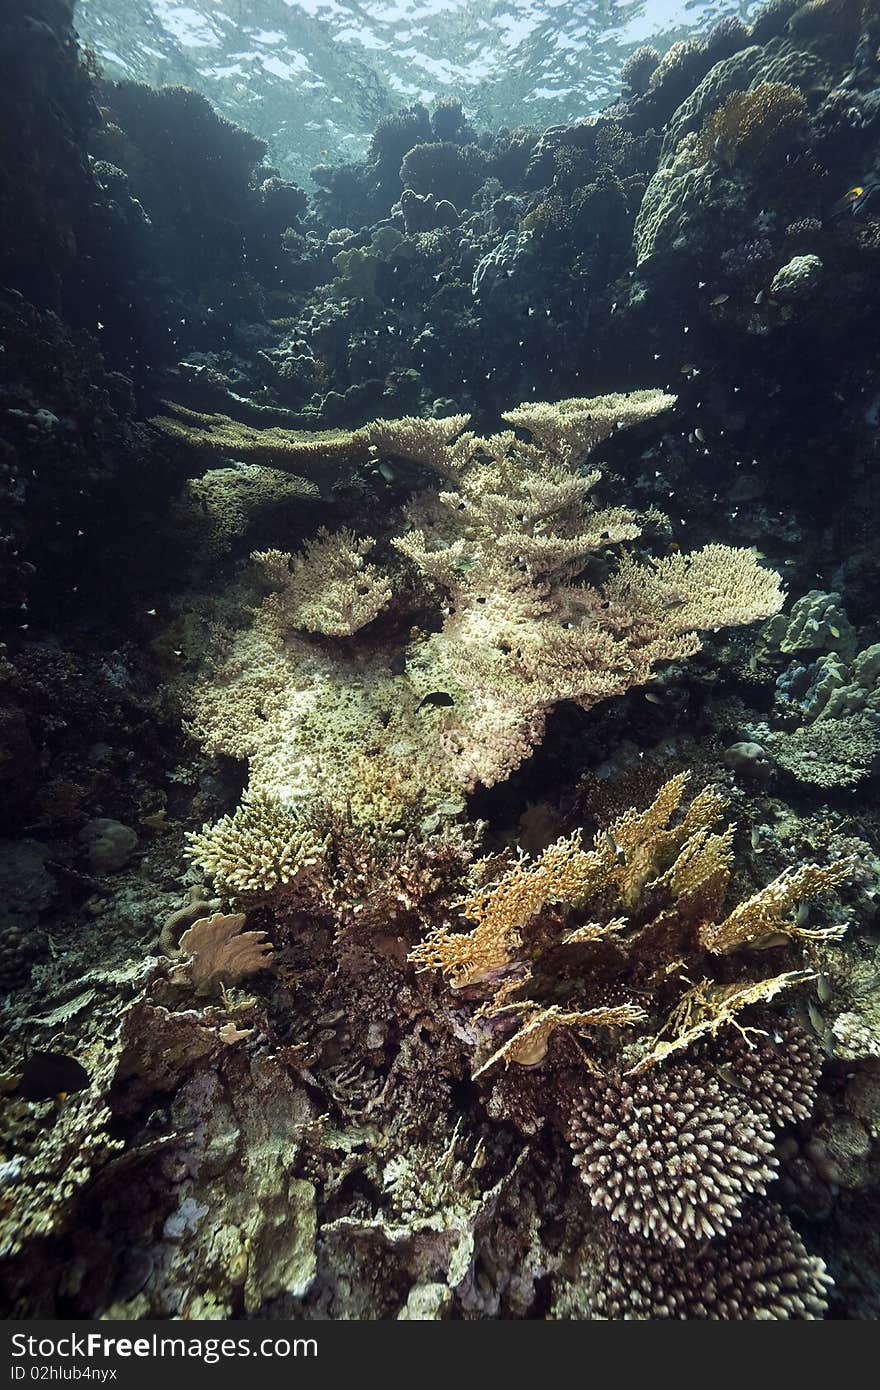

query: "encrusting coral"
(186, 392), (785, 833)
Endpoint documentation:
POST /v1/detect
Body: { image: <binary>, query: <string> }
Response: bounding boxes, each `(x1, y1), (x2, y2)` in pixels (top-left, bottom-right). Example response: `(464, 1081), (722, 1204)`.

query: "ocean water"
(2, 0), (880, 1327)
(78, 0), (761, 182)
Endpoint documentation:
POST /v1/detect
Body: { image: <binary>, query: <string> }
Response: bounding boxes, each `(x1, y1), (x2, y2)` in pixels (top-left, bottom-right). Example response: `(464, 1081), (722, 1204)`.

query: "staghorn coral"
(189, 396), (784, 827)
(696, 83), (808, 168)
(579, 1203), (832, 1319)
(569, 1065), (778, 1247)
(186, 793), (328, 897)
(255, 528), (392, 637)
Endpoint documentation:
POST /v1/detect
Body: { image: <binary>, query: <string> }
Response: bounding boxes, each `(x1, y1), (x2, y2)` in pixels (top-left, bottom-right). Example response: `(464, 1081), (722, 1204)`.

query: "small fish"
(710, 293), (729, 306)
(817, 973), (833, 1005)
(829, 625), (841, 638)
(807, 1000), (827, 1038)
(717, 1063), (747, 1090)
(418, 691), (454, 710)
(602, 830), (627, 865)
(19, 1051), (90, 1102)
(378, 460), (396, 483)
(752, 931), (792, 949)
(694, 427), (706, 443)
(644, 691), (663, 705)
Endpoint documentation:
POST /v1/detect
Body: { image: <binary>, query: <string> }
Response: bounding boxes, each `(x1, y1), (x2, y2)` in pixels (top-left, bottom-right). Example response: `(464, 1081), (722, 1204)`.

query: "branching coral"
(186, 792), (328, 896)
(254, 528), (392, 637)
(585, 1203), (832, 1318)
(702, 860), (851, 954)
(188, 394), (783, 832)
(696, 83), (808, 168)
(412, 772), (851, 1077)
(570, 1065), (778, 1247)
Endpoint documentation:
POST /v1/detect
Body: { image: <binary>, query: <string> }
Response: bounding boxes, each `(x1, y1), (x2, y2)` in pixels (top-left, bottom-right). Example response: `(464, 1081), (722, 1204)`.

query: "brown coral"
(590, 1202), (832, 1319)
(569, 1065), (778, 1248)
(696, 83), (808, 168)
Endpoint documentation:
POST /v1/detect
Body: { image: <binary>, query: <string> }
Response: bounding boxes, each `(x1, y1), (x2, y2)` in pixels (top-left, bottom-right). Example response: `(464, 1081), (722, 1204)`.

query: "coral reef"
(186, 395), (783, 830)
(4, 0), (880, 1324)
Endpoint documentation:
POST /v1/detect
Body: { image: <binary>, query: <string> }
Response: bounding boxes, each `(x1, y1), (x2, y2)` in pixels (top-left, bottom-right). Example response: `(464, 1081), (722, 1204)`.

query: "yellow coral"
(186, 792), (328, 896)
(188, 397), (784, 825)
(702, 860), (853, 954)
(411, 773), (851, 1078)
(258, 527), (392, 638)
(696, 84), (808, 168)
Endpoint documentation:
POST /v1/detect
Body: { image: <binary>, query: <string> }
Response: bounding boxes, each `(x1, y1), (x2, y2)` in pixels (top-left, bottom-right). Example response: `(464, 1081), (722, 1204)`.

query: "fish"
(717, 1063), (747, 1090)
(418, 691), (454, 710)
(19, 1051), (90, 1102)
(807, 1000), (828, 1038)
(710, 294), (729, 306)
(840, 182), (880, 217)
(817, 973), (833, 1005)
(602, 830), (627, 864)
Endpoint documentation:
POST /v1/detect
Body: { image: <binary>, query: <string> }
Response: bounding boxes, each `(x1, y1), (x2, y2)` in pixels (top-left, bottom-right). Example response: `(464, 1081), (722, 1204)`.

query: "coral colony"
(2, 0), (880, 1321)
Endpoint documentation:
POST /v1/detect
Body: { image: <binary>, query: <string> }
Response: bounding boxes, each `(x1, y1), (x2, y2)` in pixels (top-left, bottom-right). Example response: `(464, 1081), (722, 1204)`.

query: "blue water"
(77, 0), (762, 184)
